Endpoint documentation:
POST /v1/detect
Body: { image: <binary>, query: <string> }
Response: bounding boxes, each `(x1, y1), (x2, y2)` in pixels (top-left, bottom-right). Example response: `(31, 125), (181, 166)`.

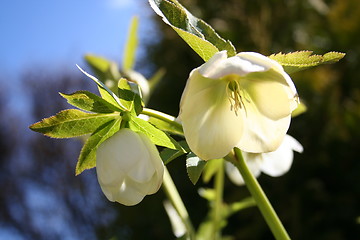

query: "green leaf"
(123, 16), (139, 71)
(118, 78), (143, 115)
(84, 54), (121, 97)
(269, 51), (345, 74)
(128, 117), (181, 150)
(59, 90), (123, 113)
(148, 116), (184, 136)
(149, 0), (236, 61)
(84, 54), (120, 81)
(202, 159), (223, 183)
(77, 65), (127, 110)
(160, 140), (189, 165)
(29, 109), (117, 138)
(186, 153), (207, 185)
(76, 118), (121, 175)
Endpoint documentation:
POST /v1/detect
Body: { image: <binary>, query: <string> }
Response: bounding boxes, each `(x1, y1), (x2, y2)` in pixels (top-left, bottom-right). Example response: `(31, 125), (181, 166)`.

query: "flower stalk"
(212, 160), (224, 240)
(233, 147), (290, 240)
(162, 166), (195, 239)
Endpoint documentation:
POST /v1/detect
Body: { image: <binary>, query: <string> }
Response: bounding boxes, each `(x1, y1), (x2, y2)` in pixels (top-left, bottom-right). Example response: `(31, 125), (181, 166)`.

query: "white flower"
(96, 128), (164, 206)
(179, 51), (299, 160)
(226, 135), (303, 185)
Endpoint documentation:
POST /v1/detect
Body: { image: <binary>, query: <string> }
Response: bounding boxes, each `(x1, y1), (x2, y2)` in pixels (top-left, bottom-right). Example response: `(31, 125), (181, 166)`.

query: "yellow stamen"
(226, 79), (246, 116)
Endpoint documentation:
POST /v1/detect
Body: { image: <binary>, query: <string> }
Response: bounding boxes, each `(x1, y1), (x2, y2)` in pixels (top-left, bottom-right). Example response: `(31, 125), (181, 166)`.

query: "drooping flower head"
(226, 135), (303, 185)
(96, 128), (164, 206)
(179, 51), (299, 160)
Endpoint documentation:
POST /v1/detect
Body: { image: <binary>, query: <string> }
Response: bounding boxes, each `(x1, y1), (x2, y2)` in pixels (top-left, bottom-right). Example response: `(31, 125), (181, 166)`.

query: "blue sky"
(0, 1), (157, 239)
(0, 0), (157, 121)
(0, 0), (155, 76)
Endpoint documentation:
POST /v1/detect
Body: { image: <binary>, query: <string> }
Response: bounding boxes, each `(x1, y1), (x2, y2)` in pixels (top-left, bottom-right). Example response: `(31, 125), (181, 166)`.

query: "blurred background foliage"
(1, 0), (359, 239)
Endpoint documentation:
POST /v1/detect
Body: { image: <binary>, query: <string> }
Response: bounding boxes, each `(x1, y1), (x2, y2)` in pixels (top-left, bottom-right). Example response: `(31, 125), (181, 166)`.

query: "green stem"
(212, 160), (224, 240)
(162, 166), (196, 239)
(233, 147), (291, 240)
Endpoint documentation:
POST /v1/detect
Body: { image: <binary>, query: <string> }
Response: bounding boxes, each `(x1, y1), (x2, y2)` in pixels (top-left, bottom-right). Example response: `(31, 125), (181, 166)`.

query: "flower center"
(225, 76), (247, 116)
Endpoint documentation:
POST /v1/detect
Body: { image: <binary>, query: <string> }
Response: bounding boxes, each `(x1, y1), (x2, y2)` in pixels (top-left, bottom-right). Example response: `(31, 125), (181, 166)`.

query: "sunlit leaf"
(59, 91), (123, 113)
(148, 116), (184, 136)
(149, 0), (236, 61)
(123, 16), (139, 71)
(118, 78), (143, 115)
(160, 140), (189, 165)
(84, 54), (120, 95)
(75, 118), (121, 175)
(77, 65), (126, 110)
(128, 117), (181, 150)
(29, 109), (117, 138)
(269, 51), (345, 74)
(186, 153), (207, 185)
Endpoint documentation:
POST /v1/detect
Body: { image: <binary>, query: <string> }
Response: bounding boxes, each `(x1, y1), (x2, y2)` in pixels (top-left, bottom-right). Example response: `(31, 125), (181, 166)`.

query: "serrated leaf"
(269, 51), (345, 74)
(123, 16), (139, 71)
(29, 109), (117, 138)
(202, 158), (223, 183)
(172, 29), (219, 61)
(59, 91), (123, 113)
(75, 118), (121, 175)
(149, 0), (236, 61)
(160, 140), (189, 165)
(128, 117), (181, 150)
(186, 153), (207, 185)
(77, 65), (127, 110)
(118, 78), (143, 115)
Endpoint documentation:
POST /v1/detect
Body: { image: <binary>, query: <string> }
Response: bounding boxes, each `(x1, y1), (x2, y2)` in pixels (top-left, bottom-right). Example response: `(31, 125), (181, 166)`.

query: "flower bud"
(96, 128), (164, 206)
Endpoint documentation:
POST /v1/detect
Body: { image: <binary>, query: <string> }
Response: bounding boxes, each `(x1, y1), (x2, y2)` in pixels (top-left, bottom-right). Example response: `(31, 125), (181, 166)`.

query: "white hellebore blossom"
(179, 51), (299, 160)
(96, 128), (164, 206)
(226, 135), (303, 185)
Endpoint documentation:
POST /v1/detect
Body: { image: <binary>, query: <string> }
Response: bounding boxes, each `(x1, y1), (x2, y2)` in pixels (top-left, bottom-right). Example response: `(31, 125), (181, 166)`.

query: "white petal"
(236, 69), (298, 153)
(127, 157), (155, 183)
(110, 178), (146, 206)
(236, 102), (291, 153)
(198, 51), (228, 78)
(238, 52), (299, 111)
(96, 129), (142, 185)
(259, 135), (303, 177)
(237, 52), (284, 73)
(225, 162), (245, 185)
(179, 71), (244, 160)
(96, 128), (164, 205)
(138, 131), (165, 185)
